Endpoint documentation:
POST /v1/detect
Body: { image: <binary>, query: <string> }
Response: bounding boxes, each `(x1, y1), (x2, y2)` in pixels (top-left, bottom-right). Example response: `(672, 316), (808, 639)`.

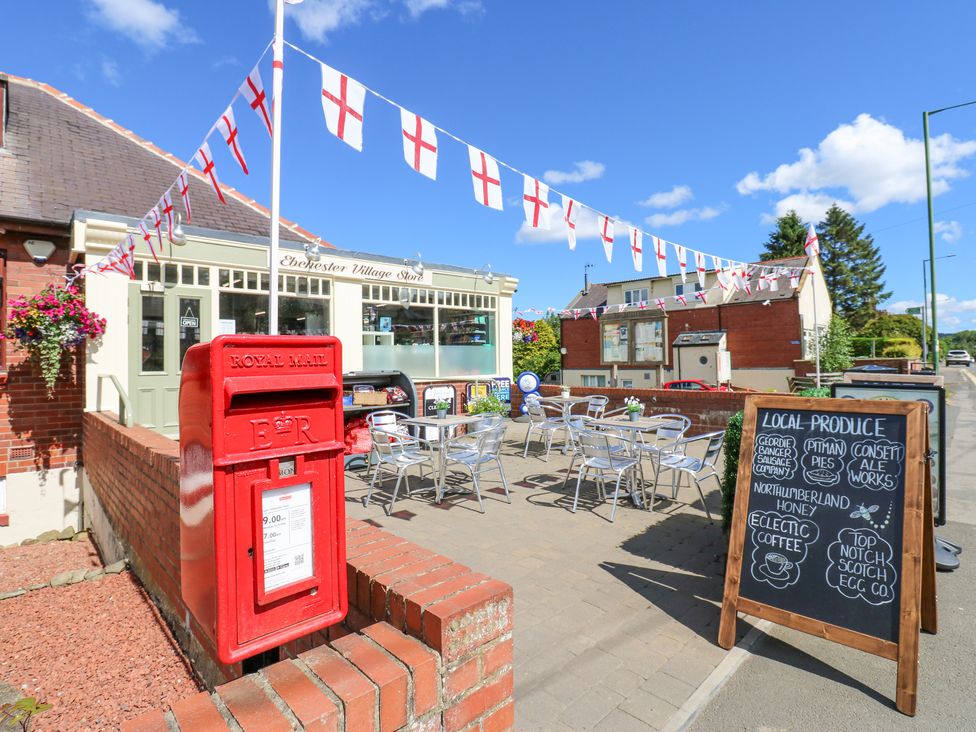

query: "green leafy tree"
(760, 210), (808, 260)
(513, 318), (560, 376)
(817, 205), (890, 329)
(817, 314), (855, 372)
(859, 313), (928, 347)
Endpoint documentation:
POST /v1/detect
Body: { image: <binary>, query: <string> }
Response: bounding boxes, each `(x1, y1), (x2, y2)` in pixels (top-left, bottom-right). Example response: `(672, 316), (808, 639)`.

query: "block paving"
(345, 419), (752, 730)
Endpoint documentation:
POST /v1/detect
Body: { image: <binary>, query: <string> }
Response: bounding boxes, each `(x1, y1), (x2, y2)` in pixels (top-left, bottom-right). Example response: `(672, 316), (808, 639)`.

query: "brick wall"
(0, 232), (82, 478)
(84, 412), (514, 731)
(511, 383), (756, 435)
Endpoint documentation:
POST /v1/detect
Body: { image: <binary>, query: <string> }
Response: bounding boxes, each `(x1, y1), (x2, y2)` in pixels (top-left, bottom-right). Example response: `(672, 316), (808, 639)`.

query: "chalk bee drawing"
(849, 502), (893, 530)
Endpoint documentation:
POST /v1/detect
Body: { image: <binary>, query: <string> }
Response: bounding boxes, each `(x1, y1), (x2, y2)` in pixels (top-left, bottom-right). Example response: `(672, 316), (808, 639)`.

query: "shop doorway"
(129, 286), (211, 436)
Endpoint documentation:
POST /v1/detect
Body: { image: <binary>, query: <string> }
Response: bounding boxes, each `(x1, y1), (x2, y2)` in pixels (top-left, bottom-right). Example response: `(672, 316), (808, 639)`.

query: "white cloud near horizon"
(281, 0), (481, 42)
(888, 292), (976, 327)
(638, 185), (693, 209)
(645, 206), (724, 228)
(542, 161), (606, 185)
(738, 113), (976, 223)
(87, 0), (197, 50)
(935, 220), (963, 243)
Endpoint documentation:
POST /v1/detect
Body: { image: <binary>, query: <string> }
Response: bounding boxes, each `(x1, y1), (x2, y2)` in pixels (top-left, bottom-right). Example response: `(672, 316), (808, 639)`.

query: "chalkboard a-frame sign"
(718, 395), (936, 717)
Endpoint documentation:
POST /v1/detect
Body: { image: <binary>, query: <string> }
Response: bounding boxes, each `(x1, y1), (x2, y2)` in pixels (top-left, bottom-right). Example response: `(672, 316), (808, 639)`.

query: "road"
(689, 367), (976, 731)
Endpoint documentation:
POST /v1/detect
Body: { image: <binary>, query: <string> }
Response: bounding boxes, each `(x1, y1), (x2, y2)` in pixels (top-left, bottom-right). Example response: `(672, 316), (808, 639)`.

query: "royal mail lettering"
(229, 352), (329, 369)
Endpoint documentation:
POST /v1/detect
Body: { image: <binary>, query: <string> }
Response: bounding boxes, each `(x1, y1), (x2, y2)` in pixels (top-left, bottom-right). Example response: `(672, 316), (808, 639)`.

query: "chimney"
(583, 263), (593, 295)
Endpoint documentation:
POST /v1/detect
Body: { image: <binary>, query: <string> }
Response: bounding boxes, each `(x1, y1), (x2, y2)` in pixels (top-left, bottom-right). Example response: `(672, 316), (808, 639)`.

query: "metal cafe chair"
(646, 430), (725, 520)
(568, 395), (609, 428)
(443, 425), (510, 512)
(522, 396), (570, 461)
(362, 429), (433, 516)
(635, 414), (691, 463)
(570, 429), (641, 522)
(364, 409), (424, 481)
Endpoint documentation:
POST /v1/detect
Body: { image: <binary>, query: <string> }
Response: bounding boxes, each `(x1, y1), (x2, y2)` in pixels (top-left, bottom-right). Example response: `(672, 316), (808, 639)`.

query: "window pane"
(148, 263), (161, 282)
(164, 264), (177, 285)
(260, 273), (269, 291)
(279, 296), (329, 335)
(133, 261), (143, 280)
(376, 286), (384, 300)
(298, 277), (308, 295)
(311, 279), (319, 296)
(231, 270), (245, 288)
(437, 291), (445, 305)
(198, 267), (210, 286)
(219, 269), (231, 287)
(321, 280), (330, 296)
(602, 322), (629, 362)
(141, 295), (165, 372)
(247, 272), (258, 290)
(363, 284), (370, 299)
(439, 309), (495, 376)
(181, 265), (193, 285)
(634, 321), (664, 363)
(219, 292), (269, 335)
(361, 304), (435, 376)
(179, 298), (201, 367)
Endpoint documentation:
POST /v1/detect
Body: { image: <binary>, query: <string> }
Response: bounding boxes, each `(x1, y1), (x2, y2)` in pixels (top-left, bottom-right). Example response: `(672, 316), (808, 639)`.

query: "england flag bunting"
(712, 256), (728, 289)
(562, 195), (578, 250)
(148, 205), (164, 250)
(126, 235), (137, 278)
(628, 226), (643, 272)
(139, 221), (159, 263)
(177, 172), (192, 223)
(523, 176), (551, 229)
(240, 66), (273, 138)
(653, 237), (667, 277)
(468, 146), (503, 210)
(655, 298), (666, 311)
(194, 142), (226, 204)
(589, 308), (598, 319)
(694, 250), (707, 288)
(638, 300), (648, 310)
(789, 269), (800, 288)
(160, 191), (175, 242)
(573, 309), (581, 320)
(758, 268), (768, 291)
(216, 106), (248, 175)
(769, 271), (780, 291)
(616, 303), (627, 312)
(805, 223), (820, 258)
(675, 293), (687, 306)
(695, 290), (708, 303)
(598, 215), (614, 262)
(320, 62), (366, 151)
(675, 244), (687, 282)
(400, 108), (438, 180)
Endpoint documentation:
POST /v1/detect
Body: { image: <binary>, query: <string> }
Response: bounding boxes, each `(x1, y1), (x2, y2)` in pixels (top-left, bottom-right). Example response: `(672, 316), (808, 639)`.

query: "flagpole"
(812, 261), (822, 389)
(268, 0), (287, 335)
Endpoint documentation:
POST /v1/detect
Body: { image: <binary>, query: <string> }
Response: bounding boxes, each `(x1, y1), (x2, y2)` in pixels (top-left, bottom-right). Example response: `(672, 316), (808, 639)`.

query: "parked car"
(945, 350), (974, 366)
(662, 379), (729, 391)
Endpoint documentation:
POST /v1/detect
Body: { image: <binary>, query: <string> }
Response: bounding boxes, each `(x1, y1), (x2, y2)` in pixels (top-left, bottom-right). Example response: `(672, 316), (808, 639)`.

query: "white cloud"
(888, 293), (976, 327)
(738, 113), (976, 220)
(403, 0), (483, 19)
(934, 220), (963, 243)
(542, 161), (605, 185)
(638, 185), (693, 209)
(87, 0), (197, 50)
(645, 206), (724, 228)
(100, 59), (121, 87)
(516, 204), (634, 245)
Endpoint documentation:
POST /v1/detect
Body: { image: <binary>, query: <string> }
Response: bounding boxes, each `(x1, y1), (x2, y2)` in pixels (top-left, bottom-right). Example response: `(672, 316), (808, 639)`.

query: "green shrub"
(881, 338), (921, 358)
(721, 411), (744, 532)
(797, 387), (830, 398)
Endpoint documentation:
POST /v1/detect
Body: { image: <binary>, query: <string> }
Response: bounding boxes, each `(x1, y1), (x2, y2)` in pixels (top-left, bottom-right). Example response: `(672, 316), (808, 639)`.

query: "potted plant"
(467, 393), (503, 430)
(560, 384), (571, 398)
(435, 399), (451, 419)
(3, 283), (106, 397)
(624, 396), (643, 422)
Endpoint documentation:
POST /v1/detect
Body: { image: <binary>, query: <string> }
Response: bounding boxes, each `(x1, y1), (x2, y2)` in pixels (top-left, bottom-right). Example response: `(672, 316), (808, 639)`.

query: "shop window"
(362, 303), (435, 375)
(624, 288), (649, 305)
(198, 267), (210, 286)
(602, 322), (629, 363)
(220, 292), (268, 334)
(181, 265), (193, 285)
(279, 296), (329, 336)
(582, 375), (607, 387)
(439, 309), (495, 376)
(219, 269), (231, 287)
(148, 262), (161, 282)
(133, 260), (143, 281)
(141, 295), (165, 372)
(247, 272), (258, 290)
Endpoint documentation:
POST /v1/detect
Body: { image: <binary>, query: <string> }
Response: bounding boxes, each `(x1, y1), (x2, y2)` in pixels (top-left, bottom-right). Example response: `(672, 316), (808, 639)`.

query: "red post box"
(179, 335), (347, 664)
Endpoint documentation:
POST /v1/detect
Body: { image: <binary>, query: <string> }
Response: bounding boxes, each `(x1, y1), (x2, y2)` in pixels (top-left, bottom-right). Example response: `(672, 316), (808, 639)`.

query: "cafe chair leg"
(543, 431), (554, 462)
(693, 475), (713, 521)
(562, 452), (578, 491)
(497, 459), (512, 503)
(364, 463), (382, 507)
(609, 472), (626, 522)
(471, 471), (485, 513)
(522, 428), (533, 458)
(572, 466), (588, 513)
(387, 471), (406, 516)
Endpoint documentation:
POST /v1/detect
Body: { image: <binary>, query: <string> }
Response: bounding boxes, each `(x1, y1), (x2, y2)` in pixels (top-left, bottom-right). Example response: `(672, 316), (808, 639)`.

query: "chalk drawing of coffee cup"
(764, 552), (794, 576)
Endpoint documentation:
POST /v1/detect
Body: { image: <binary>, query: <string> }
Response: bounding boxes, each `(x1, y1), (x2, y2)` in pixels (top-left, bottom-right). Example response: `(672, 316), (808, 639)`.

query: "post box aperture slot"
(251, 464), (320, 606)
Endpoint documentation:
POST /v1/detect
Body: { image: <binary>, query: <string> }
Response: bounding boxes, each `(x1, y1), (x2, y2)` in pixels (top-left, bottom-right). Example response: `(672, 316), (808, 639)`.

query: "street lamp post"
(923, 99), (976, 372)
(921, 255), (956, 365)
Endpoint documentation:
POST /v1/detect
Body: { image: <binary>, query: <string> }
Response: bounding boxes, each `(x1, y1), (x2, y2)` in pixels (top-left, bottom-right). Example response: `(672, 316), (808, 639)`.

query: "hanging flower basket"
(3, 284), (106, 396)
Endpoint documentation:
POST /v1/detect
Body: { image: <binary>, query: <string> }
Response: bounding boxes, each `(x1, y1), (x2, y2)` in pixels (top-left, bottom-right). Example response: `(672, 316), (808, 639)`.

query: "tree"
(859, 313), (928, 348)
(512, 317), (560, 376)
(760, 210), (808, 261)
(817, 205), (890, 330)
(817, 314), (855, 372)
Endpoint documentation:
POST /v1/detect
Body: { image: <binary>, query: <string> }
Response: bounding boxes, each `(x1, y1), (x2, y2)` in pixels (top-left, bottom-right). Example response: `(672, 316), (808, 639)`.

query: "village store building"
(559, 256), (830, 392)
(0, 73), (515, 542)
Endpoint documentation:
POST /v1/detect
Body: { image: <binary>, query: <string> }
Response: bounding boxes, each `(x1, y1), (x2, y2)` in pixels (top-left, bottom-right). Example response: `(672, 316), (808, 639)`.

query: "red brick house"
(560, 256), (831, 392)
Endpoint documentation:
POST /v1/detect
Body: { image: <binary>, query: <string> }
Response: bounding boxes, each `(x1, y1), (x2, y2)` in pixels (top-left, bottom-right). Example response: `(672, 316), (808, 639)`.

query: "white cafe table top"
(401, 414), (483, 428)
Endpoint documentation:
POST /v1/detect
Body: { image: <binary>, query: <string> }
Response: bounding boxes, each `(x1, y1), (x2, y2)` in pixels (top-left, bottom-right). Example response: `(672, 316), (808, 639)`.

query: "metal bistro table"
(543, 395), (591, 454)
(401, 414), (484, 502)
(587, 414), (672, 507)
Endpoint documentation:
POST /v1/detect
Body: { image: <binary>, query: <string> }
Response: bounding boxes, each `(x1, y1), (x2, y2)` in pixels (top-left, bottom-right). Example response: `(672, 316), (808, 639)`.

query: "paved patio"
(344, 419), (753, 730)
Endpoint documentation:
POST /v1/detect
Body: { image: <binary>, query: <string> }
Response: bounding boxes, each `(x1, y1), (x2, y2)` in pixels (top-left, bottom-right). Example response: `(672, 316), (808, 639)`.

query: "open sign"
(180, 316), (199, 328)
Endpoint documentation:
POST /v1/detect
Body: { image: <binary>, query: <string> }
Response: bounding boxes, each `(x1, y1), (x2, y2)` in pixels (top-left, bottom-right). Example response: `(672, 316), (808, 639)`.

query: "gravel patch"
(0, 537), (102, 594)
(0, 572), (201, 731)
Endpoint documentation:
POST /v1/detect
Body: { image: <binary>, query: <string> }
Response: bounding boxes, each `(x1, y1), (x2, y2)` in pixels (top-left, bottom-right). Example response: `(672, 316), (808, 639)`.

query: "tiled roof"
(0, 73), (327, 246)
(564, 283), (608, 310)
(724, 255), (809, 304)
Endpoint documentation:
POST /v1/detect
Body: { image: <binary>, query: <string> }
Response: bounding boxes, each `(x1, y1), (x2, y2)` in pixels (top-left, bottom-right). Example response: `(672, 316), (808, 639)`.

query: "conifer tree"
(760, 210), (808, 260)
(816, 205), (889, 329)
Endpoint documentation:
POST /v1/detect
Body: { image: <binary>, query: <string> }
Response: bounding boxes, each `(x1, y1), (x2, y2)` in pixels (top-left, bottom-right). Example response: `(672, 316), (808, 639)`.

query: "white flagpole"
(812, 259), (822, 388)
(268, 0), (288, 335)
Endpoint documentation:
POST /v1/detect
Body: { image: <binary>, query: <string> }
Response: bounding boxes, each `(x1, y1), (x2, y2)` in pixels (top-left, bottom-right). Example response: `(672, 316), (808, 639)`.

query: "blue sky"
(5, 1), (976, 328)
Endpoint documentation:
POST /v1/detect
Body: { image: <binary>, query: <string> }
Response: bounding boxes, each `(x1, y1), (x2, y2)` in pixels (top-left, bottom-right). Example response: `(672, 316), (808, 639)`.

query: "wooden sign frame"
(718, 395), (936, 716)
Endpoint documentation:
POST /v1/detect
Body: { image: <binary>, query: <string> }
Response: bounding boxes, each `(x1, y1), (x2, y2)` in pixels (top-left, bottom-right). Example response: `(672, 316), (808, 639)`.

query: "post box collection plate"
(180, 335), (348, 664)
